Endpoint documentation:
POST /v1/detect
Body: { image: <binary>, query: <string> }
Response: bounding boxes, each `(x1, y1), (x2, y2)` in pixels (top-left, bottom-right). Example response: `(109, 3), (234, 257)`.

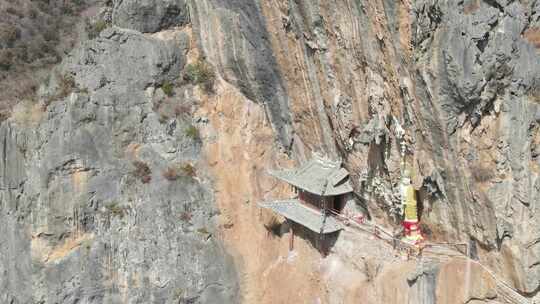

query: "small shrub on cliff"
(86, 19), (109, 39)
(163, 162), (196, 181)
(529, 86), (540, 104)
(132, 160), (152, 184)
(180, 163), (196, 177)
(185, 60), (215, 92)
(163, 166), (179, 181)
(43, 73), (76, 106)
(58, 74), (76, 98)
(264, 217), (282, 237)
(184, 125), (200, 140)
(197, 227), (210, 236)
(106, 202), (129, 218)
(179, 211), (192, 222)
(161, 80), (174, 97)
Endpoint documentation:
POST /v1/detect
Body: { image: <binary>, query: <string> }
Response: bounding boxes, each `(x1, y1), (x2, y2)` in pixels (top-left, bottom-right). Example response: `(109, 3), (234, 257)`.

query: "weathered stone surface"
(190, 0), (293, 149)
(0, 25), (238, 304)
(66, 27), (189, 91)
(1, 0), (539, 303)
(112, 0), (189, 33)
(412, 0), (540, 294)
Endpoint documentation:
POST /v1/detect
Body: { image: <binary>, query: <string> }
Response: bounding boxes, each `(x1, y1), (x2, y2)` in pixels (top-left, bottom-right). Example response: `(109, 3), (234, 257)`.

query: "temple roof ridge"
(268, 153), (353, 196)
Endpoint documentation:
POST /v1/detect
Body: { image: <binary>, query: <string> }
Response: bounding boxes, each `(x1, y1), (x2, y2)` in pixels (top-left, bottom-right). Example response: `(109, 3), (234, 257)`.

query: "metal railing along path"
(322, 209), (533, 304)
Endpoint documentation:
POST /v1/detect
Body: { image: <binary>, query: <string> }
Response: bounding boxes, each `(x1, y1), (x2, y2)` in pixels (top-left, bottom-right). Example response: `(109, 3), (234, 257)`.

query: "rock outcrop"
(1, 0), (539, 303)
(0, 22), (237, 304)
(112, 0), (189, 33)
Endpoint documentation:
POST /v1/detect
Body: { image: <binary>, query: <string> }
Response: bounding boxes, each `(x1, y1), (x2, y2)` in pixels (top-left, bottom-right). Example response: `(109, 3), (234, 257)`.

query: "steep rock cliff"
(1, 0), (539, 303)
(0, 8), (238, 303)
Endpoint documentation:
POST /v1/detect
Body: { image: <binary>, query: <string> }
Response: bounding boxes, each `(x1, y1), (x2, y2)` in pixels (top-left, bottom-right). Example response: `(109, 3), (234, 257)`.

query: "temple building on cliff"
(258, 154), (355, 235)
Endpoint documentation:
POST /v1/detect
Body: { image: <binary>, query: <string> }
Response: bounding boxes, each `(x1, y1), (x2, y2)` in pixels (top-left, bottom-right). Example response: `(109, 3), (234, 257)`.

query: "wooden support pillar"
(289, 221), (294, 251)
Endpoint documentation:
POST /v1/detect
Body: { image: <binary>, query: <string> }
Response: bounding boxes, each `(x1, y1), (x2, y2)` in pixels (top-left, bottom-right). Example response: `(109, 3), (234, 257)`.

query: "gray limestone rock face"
(112, 0), (189, 33)
(190, 0), (293, 150)
(412, 0), (540, 294)
(0, 26), (238, 304)
(2, 0), (540, 303)
(66, 27), (189, 91)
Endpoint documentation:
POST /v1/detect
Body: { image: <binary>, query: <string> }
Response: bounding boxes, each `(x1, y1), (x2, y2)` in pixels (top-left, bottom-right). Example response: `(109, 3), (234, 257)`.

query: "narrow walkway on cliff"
(328, 208), (532, 304)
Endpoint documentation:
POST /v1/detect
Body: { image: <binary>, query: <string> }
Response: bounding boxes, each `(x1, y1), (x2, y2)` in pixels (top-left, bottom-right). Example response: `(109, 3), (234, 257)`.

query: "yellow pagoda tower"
(400, 162), (423, 245)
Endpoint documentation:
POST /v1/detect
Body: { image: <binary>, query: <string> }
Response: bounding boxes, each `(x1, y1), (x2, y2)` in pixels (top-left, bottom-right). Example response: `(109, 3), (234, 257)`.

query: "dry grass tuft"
(11, 100), (44, 126)
(162, 162), (197, 181)
(179, 211), (192, 222)
(524, 27), (540, 49)
(180, 163), (197, 177)
(132, 160), (152, 184)
(163, 166), (180, 181)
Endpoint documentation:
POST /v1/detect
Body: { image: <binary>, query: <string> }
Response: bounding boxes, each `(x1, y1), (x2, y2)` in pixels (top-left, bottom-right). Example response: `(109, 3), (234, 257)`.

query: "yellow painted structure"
(402, 184), (418, 222)
(400, 165), (423, 245)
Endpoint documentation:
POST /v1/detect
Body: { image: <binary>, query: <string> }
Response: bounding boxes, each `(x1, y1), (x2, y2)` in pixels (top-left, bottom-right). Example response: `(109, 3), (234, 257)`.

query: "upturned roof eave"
(268, 169), (326, 195)
(269, 169), (353, 196)
(258, 200), (343, 234)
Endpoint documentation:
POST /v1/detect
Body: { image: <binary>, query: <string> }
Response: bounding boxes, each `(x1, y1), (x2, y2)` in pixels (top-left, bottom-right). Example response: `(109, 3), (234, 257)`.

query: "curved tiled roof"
(259, 200), (343, 234)
(268, 155), (353, 196)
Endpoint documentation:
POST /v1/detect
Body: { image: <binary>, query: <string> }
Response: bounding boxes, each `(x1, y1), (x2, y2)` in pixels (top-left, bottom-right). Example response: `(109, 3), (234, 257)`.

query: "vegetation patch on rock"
(86, 19), (110, 40)
(132, 160), (152, 184)
(163, 162), (197, 181)
(161, 80), (175, 97)
(185, 125), (200, 141)
(185, 60), (215, 92)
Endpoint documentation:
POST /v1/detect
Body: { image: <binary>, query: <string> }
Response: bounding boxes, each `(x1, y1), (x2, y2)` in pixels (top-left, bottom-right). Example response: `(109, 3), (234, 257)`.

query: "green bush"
(87, 20), (109, 39)
(106, 202), (129, 218)
(185, 60), (215, 92)
(161, 80), (174, 97)
(184, 125), (200, 141)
